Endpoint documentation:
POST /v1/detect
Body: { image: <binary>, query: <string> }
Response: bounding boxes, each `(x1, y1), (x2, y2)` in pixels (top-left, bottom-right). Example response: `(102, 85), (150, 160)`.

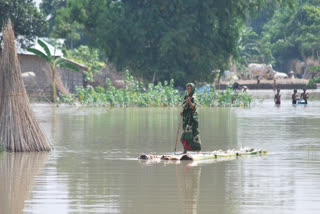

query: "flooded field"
(1, 90), (320, 214)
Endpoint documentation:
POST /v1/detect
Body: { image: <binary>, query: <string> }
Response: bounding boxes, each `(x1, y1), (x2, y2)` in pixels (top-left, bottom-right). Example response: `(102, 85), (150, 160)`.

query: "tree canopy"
(0, 0), (48, 48)
(250, 0), (320, 72)
(53, 0), (294, 85)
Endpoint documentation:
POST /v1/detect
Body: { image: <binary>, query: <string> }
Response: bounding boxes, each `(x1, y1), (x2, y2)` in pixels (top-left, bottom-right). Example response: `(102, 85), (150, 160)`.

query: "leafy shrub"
(307, 77), (320, 88)
(61, 70), (253, 107)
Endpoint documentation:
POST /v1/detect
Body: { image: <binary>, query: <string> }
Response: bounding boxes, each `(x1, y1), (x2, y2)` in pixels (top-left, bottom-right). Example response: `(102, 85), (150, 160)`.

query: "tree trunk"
(52, 66), (57, 103)
(152, 71), (157, 85)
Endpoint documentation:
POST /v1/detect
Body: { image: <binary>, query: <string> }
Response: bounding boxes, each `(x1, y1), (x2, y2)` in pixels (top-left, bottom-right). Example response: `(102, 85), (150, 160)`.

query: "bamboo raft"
(139, 148), (267, 161)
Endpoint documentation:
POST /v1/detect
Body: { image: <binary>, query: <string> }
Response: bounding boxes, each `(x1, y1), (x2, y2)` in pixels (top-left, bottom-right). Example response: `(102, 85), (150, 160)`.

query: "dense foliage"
(51, 0), (293, 86)
(0, 0), (48, 48)
(64, 46), (106, 82)
(40, 0), (88, 49)
(59, 71), (253, 107)
(234, 27), (264, 76)
(196, 86), (253, 107)
(253, 1), (320, 72)
(307, 56), (320, 87)
(40, 0), (67, 34)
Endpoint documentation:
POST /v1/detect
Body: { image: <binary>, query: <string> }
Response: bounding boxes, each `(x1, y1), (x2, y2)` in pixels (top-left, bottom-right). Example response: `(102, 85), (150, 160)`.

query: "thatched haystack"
(43, 67), (69, 96)
(0, 21), (51, 152)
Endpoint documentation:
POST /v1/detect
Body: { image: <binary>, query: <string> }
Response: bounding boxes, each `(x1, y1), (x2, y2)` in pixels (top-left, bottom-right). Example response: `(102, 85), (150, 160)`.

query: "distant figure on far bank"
(300, 88), (309, 104)
(232, 82), (241, 90)
(292, 89), (298, 104)
(274, 88), (281, 105)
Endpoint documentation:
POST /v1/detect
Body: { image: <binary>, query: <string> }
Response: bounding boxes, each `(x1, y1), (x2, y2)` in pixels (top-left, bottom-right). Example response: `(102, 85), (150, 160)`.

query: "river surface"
(1, 90), (320, 214)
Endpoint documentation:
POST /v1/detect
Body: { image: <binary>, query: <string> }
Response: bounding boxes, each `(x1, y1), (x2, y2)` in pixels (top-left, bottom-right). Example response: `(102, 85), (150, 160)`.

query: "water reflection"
(176, 163), (201, 214)
(0, 152), (49, 214)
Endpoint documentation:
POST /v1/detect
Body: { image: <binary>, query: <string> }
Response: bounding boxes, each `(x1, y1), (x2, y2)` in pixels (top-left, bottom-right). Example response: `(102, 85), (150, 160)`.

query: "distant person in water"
(180, 83), (201, 154)
(300, 88), (309, 104)
(274, 88), (281, 104)
(232, 82), (241, 90)
(292, 89), (298, 104)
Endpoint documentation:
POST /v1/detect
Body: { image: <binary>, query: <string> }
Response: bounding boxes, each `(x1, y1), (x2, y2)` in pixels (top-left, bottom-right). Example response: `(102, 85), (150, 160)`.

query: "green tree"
(27, 39), (79, 103)
(57, 0), (294, 86)
(259, 1), (320, 72)
(40, 0), (88, 49)
(65, 46), (106, 85)
(0, 0), (48, 48)
(235, 27), (263, 75)
(40, 0), (67, 34)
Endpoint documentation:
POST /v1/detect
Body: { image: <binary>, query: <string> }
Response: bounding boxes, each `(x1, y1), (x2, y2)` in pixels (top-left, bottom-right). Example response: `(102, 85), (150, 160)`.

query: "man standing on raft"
(180, 83), (202, 154)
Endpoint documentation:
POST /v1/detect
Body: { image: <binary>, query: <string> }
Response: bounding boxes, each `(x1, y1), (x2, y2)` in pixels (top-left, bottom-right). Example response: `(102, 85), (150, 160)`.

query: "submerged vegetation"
(59, 71), (253, 107)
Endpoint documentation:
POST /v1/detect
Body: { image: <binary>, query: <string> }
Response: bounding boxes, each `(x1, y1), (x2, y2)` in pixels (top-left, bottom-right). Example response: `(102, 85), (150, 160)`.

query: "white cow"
(273, 72), (288, 79)
(248, 63), (274, 80)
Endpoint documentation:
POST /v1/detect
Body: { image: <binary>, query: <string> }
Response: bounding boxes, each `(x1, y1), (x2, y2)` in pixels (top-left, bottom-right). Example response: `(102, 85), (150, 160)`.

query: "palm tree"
(27, 39), (79, 103)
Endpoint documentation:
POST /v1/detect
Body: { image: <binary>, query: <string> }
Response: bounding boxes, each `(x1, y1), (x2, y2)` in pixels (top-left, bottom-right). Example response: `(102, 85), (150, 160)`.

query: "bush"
(196, 86), (252, 107)
(307, 77), (320, 88)
(60, 70), (253, 107)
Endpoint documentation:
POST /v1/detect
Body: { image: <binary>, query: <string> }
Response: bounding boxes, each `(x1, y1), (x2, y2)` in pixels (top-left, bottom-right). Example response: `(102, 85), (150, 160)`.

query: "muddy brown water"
(1, 90), (320, 214)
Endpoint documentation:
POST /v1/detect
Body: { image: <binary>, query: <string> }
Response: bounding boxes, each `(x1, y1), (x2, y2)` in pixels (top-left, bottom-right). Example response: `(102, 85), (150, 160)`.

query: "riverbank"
(218, 79), (315, 90)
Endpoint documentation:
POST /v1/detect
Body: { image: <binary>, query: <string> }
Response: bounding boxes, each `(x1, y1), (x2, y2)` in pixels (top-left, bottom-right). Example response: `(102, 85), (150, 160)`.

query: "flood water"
(1, 90), (320, 214)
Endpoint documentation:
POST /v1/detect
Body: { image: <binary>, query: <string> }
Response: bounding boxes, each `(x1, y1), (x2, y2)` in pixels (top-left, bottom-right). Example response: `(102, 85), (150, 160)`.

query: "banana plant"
(27, 39), (79, 103)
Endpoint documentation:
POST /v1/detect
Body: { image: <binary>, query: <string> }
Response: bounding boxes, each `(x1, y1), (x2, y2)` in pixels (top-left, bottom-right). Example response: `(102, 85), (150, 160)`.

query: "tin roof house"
(16, 38), (87, 100)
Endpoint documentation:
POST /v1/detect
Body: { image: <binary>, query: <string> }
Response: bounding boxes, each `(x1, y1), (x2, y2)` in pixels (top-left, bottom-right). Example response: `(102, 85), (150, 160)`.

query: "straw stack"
(0, 21), (51, 152)
(43, 68), (69, 96)
(0, 152), (49, 213)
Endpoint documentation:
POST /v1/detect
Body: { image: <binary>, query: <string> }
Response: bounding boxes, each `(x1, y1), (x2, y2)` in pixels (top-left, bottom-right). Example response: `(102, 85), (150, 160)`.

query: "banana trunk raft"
(139, 148), (267, 161)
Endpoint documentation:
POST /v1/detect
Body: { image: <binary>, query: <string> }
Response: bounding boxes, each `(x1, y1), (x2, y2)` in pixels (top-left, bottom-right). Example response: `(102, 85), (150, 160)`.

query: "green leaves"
(64, 46), (106, 82)
(27, 48), (51, 62)
(61, 70), (253, 107)
(0, 0), (48, 47)
(38, 39), (52, 59)
(54, 0), (292, 86)
(257, 2), (320, 71)
(55, 58), (80, 72)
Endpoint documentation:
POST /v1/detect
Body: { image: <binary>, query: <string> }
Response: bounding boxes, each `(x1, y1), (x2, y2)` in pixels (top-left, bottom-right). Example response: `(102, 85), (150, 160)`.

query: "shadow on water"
(0, 152), (49, 214)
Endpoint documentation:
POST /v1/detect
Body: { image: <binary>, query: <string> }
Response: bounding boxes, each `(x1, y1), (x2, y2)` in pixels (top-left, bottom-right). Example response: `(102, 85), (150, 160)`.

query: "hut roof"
(20, 37), (87, 70)
(17, 37), (64, 57)
(0, 35), (88, 70)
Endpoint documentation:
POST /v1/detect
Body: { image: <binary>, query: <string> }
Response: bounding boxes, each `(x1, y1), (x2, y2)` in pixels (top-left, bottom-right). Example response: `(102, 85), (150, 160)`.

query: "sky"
(33, 0), (41, 8)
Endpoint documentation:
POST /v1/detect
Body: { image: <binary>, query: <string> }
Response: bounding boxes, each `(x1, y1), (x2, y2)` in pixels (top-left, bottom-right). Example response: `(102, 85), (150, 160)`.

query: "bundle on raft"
(139, 148), (267, 161)
(0, 21), (51, 152)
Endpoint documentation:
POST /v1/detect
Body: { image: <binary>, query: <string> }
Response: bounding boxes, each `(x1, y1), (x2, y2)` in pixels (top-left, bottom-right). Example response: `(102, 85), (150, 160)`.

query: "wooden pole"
(174, 114), (183, 152)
